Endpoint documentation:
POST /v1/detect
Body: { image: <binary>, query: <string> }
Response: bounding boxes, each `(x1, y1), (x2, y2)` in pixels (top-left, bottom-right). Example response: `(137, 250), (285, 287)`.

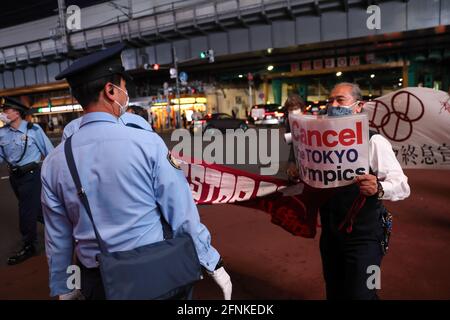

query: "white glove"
(58, 289), (83, 300)
(209, 267), (232, 300)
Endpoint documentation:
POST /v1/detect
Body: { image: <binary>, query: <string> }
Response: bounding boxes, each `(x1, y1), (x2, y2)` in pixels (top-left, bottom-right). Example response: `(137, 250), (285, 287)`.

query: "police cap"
(0, 96), (30, 116)
(55, 42), (133, 88)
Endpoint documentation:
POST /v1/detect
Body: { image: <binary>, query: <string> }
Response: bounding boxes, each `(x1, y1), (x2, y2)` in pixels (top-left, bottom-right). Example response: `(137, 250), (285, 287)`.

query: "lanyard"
(0, 125), (31, 166)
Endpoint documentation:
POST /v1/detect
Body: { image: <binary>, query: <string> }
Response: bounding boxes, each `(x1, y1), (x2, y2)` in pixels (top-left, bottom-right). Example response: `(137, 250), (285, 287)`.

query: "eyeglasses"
(326, 98), (359, 107)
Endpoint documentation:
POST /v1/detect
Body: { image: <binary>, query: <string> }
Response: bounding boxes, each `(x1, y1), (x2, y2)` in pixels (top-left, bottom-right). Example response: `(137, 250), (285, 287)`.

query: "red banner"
(176, 157), (335, 238)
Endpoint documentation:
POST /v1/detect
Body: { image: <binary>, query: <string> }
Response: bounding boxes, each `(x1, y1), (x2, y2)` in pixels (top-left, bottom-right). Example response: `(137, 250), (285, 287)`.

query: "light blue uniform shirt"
(61, 112), (152, 142)
(41, 112), (219, 296)
(61, 117), (82, 142)
(119, 112), (152, 131)
(0, 120), (54, 166)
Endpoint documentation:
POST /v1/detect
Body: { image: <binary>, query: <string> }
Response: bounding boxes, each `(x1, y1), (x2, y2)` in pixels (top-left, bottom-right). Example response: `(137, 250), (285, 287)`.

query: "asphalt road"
(0, 127), (449, 299)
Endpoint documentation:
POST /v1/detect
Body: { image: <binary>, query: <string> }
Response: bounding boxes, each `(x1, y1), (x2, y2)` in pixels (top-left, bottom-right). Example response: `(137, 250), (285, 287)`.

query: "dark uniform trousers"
(9, 166), (43, 246)
(78, 261), (194, 300)
(319, 177), (385, 300)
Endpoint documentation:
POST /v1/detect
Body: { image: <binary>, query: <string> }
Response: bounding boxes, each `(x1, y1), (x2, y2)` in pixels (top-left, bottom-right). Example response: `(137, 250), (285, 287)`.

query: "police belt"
(8, 162), (40, 177)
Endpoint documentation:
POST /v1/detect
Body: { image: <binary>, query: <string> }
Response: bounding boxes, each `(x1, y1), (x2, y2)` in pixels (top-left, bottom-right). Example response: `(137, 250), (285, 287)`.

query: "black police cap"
(55, 42), (133, 87)
(0, 96), (30, 115)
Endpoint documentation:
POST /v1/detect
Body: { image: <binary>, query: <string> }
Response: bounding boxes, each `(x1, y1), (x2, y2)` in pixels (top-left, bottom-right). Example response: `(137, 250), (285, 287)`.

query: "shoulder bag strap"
(64, 135), (108, 254)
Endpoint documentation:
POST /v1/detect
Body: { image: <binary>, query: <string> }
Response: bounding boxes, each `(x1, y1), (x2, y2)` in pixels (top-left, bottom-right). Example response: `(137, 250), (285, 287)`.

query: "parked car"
(250, 103), (285, 126)
(190, 113), (249, 134)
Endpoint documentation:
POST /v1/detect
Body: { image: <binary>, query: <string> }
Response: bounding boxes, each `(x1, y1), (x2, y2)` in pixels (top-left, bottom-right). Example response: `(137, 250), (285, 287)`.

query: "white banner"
(290, 114), (370, 189)
(365, 87), (450, 169)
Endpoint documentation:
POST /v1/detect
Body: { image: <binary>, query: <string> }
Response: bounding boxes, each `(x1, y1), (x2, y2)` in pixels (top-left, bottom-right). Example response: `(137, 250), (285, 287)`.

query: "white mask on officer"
(111, 84), (129, 116)
(0, 112), (12, 125)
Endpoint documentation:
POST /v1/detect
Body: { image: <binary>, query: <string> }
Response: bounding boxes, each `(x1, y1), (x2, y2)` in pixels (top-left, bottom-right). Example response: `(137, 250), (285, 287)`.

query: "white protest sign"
(365, 87), (450, 169)
(290, 114), (370, 189)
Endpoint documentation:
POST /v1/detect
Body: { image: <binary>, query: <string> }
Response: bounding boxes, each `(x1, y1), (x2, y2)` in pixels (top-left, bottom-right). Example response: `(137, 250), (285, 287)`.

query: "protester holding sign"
(290, 83), (410, 299)
(283, 94), (305, 182)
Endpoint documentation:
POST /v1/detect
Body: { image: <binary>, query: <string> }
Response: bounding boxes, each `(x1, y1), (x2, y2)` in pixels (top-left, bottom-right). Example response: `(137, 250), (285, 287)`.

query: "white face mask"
(111, 84), (129, 116)
(289, 109), (302, 116)
(0, 113), (12, 125)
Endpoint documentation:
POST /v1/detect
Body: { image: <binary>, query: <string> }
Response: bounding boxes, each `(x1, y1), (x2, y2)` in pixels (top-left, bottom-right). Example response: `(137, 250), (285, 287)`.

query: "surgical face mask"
(327, 101), (359, 117)
(0, 112), (12, 125)
(289, 109), (302, 116)
(111, 84), (129, 116)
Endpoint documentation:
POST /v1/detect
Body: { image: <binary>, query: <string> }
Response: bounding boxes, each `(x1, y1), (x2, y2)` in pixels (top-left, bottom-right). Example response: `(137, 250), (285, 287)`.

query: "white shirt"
(369, 134), (410, 201)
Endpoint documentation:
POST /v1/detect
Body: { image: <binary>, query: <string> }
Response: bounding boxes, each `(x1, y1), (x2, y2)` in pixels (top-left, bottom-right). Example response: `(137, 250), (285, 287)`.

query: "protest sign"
(290, 114), (370, 188)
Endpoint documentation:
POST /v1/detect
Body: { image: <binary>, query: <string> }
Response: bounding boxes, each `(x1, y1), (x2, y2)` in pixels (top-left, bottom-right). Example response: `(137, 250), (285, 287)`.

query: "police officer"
(289, 82), (410, 299)
(41, 43), (232, 300)
(0, 97), (54, 265)
(61, 105), (152, 142)
(125, 105), (149, 123)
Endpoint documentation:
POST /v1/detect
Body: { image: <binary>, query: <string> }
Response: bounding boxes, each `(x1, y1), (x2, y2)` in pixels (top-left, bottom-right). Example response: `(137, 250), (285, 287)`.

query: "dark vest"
(320, 131), (385, 238)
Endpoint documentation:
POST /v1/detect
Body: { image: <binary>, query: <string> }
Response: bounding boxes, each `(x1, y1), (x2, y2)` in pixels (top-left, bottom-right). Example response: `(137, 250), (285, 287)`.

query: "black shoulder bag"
(64, 135), (202, 300)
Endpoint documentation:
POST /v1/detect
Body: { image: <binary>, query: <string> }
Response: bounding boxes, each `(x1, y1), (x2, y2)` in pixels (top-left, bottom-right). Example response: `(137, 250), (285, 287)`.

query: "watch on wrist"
(377, 180), (384, 199)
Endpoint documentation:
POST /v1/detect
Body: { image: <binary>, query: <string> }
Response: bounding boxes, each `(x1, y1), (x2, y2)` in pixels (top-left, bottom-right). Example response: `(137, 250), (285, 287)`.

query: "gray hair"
(333, 82), (362, 101)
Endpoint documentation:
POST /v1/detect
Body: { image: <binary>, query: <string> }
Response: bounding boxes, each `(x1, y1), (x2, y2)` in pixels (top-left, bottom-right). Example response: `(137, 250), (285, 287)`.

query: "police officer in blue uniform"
(124, 105), (150, 126)
(0, 97), (54, 265)
(61, 105), (152, 142)
(41, 43), (232, 300)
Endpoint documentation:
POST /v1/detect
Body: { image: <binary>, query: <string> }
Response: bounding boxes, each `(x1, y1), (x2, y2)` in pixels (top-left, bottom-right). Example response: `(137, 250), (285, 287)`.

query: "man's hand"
(286, 162), (299, 181)
(209, 267), (232, 300)
(58, 289), (84, 300)
(355, 174), (378, 196)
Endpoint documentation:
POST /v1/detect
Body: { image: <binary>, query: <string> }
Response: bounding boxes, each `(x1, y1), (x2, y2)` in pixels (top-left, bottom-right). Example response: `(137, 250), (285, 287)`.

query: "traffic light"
(144, 63), (160, 70)
(200, 49), (214, 63)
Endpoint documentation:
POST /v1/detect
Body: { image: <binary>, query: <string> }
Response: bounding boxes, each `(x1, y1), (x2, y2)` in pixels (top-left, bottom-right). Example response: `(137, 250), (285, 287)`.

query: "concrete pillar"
(272, 79), (282, 105)
(408, 61), (417, 87)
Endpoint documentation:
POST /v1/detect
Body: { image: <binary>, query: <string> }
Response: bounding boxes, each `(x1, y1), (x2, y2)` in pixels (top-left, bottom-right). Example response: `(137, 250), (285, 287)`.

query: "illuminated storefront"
(30, 98), (83, 134)
(150, 96), (207, 130)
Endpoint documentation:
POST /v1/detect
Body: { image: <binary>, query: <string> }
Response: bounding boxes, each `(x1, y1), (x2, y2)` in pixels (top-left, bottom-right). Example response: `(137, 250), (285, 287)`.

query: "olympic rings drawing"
(369, 90), (425, 142)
